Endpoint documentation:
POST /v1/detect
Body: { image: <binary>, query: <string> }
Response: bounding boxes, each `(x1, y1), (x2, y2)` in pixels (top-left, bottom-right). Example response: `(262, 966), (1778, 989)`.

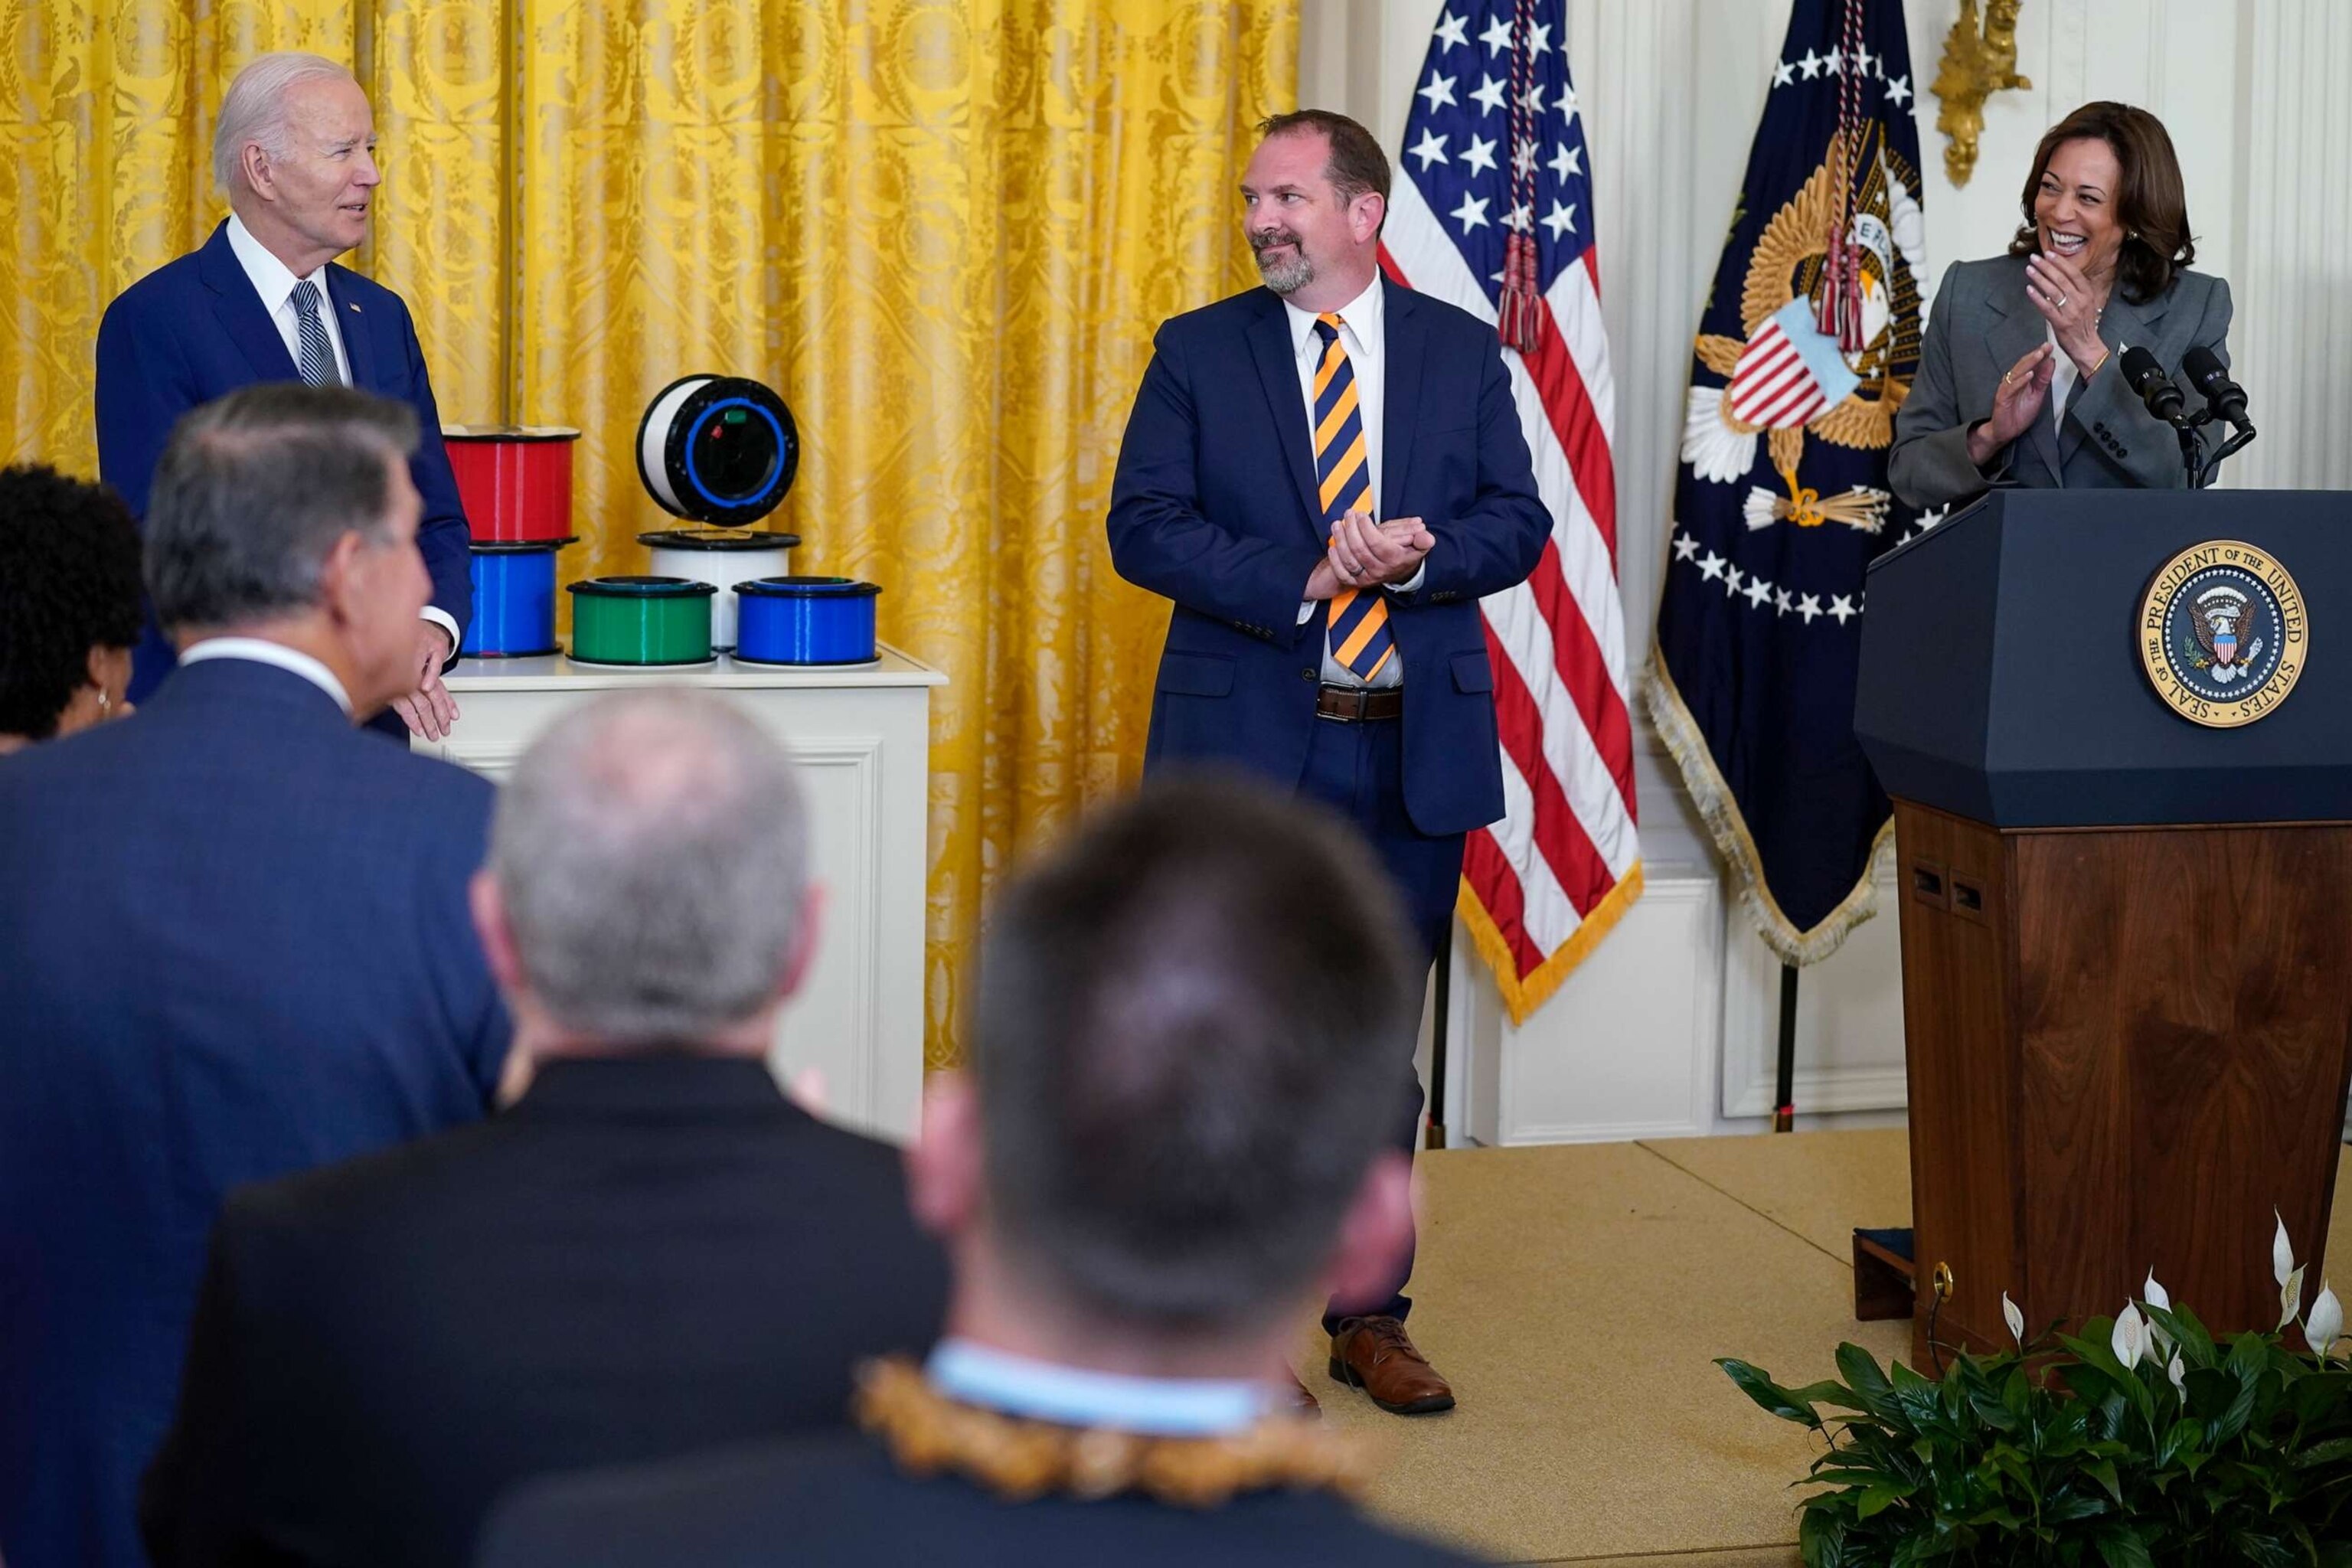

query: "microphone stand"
(2155, 405), (2256, 490)
(2174, 412), (2210, 490)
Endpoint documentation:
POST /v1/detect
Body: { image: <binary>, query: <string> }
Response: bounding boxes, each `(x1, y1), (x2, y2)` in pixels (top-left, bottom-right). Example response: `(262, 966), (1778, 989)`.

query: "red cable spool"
(443, 424), (580, 544)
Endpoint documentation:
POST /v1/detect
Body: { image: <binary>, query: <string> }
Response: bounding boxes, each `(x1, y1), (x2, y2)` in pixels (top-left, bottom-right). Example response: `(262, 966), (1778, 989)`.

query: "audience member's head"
(148, 383), (427, 717)
(478, 691), (816, 1089)
(909, 776), (1420, 1368)
(0, 466), (144, 753)
(214, 52), (378, 275)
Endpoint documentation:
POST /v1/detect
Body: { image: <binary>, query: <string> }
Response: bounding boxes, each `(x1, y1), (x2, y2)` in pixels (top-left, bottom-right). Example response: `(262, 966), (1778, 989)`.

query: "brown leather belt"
(1315, 684), (1403, 723)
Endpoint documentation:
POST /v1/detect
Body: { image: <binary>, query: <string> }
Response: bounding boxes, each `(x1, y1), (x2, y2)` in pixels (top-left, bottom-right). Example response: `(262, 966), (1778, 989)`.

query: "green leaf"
(2213, 1364), (2265, 1444)
(2040, 1489), (2110, 1523)
(2297, 1436), (2352, 1469)
(1854, 1482), (1914, 1520)
(1718, 1358), (1824, 1428)
(1798, 1503), (1844, 1568)
(2092, 1521), (2157, 1568)
(2086, 1457), (2123, 1503)
(2288, 1368), (2352, 1426)
(1835, 1343), (1902, 1425)
(2227, 1528), (2306, 1568)
(2157, 1415), (2205, 1470)
(2146, 1301), (2219, 1369)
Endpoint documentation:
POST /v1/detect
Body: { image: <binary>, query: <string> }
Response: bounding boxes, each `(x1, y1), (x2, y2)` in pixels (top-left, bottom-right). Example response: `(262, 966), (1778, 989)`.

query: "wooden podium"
(1854, 490), (2352, 1368)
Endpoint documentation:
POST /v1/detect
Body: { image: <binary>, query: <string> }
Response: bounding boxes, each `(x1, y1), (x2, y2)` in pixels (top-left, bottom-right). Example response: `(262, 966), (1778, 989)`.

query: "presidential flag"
(1646, 0), (1929, 963)
(1381, 2), (1640, 1025)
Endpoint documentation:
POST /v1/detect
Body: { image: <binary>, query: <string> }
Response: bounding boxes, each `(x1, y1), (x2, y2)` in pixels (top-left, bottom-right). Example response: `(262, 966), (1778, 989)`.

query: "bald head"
(490, 691), (810, 1045)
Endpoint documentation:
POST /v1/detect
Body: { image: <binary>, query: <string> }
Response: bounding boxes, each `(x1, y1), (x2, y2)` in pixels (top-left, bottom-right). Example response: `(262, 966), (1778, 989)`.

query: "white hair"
(212, 52), (357, 196)
(491, 692), (812, 1046)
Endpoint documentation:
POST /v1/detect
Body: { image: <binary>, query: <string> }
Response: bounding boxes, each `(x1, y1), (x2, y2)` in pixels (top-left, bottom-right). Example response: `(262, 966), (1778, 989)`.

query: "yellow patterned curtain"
(0, 0), (1292, 1067)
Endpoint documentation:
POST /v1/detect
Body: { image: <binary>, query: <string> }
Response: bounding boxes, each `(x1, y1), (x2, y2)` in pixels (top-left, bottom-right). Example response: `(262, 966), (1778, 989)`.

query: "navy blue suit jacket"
(0, 658), (510, 1568)
(95, 220), (474, 707)
(1106, 278), (1549, 836)
(479, 1431), (1479, 1568)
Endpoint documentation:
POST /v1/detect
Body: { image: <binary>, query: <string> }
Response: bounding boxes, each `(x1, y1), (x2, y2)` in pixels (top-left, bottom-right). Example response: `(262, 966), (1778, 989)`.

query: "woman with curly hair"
(0, 465), (146, 752)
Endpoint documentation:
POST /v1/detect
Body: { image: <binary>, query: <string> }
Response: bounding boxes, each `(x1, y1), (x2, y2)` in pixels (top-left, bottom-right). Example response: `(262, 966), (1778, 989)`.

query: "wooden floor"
(1298, 1130), (2352, 1565)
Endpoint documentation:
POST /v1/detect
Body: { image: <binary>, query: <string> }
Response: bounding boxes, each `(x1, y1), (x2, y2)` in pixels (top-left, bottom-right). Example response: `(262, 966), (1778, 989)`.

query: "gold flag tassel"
(1743, 468), (1890, 532)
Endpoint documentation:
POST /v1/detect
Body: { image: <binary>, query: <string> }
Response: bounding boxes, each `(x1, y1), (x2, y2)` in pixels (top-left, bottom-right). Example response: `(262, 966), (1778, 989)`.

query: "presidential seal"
(2138, 540), (2308, 728)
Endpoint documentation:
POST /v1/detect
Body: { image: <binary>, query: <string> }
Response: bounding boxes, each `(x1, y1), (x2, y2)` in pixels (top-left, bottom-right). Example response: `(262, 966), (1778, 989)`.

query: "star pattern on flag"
(1774, 36), (1912, 105)
(1401, 2), (1599, 301)
(1666, 531), (1875, 629)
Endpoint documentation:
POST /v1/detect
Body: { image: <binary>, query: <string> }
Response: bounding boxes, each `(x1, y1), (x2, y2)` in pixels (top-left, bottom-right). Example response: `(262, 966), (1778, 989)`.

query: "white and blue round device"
(634, 374), (799, 527)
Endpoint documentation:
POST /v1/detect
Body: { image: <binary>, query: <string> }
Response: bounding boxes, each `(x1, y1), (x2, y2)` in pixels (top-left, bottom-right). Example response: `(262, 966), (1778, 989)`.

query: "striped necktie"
(292, 280), (342, 387)
(1312, 314), (1393, 682)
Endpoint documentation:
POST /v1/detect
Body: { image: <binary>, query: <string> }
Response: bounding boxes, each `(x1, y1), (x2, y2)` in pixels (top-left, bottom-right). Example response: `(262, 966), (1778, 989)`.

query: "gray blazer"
(1889, 253), (2233, 510)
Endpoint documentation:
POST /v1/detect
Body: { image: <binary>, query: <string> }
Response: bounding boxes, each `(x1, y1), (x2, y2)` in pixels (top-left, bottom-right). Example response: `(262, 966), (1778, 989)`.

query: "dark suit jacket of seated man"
(96, 52), (473, 742)
(475, 1428), (1479, 1568)
(139, 691), (950, 1568)
(476, 779), (1481, 1568)
(0, 386), (509, 1568)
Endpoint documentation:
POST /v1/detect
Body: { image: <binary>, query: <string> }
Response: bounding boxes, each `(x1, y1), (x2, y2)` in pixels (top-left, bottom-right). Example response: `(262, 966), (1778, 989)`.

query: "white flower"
(2167, 1349), (2187, 1398)
(1681, 387), (1758, 484)
(2144, 1270), (2174, 1354)
(2308, 1282), (2344, 1359)
(2002, 1291), (2025, 1349)
(2275, 1210), (2298, 1287)
(2112, 1302), (2147, 1368)
(2281, 1265), (2307, 1331)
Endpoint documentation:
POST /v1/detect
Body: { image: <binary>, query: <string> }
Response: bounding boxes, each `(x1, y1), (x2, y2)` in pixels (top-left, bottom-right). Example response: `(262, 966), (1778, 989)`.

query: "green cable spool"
(566, 576), (717, 665)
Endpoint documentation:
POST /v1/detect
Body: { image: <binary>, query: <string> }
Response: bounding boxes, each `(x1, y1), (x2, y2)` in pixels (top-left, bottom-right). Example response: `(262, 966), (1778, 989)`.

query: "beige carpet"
(1296, 1134), (2352, 1565)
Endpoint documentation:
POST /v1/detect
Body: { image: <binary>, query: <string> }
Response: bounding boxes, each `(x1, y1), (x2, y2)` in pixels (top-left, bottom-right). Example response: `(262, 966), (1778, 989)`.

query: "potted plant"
(1720, 1217), (2352, 1565)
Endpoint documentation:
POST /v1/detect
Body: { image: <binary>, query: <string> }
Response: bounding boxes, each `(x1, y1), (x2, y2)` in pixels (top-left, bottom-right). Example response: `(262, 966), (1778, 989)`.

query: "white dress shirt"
(178, 638), (354, 715)
(927, 1338), (1269, 1437)
(224, 214), (457, 655)
(225, 213), (353, 388)
(1285, 276), (1419, 688)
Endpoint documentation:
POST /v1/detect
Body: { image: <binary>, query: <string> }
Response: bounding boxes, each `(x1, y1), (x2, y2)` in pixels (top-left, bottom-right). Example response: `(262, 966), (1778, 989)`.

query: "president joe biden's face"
(265, 76), (381, 263)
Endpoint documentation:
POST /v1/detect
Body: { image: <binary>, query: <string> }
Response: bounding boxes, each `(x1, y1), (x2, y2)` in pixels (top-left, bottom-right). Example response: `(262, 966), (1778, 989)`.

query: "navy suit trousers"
(1295, 710), (1464, 1331)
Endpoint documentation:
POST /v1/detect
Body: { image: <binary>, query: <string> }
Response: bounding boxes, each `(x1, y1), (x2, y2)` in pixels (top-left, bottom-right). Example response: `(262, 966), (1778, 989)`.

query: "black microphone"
(2122, 345), (2187, 425)
(2181, 345), (2252, 429)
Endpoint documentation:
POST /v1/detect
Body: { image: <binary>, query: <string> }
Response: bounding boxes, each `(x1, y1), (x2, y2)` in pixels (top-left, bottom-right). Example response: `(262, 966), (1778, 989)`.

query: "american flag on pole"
(1380, 0), (1640, 1024)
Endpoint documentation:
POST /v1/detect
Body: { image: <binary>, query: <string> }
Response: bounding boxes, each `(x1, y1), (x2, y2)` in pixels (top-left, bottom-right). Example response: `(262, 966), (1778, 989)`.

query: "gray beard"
(1256, 250), (1315, 295)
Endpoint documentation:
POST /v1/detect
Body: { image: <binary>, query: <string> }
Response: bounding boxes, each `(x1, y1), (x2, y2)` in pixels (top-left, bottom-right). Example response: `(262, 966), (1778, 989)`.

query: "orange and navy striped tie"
(1312, 314), (1393, 682)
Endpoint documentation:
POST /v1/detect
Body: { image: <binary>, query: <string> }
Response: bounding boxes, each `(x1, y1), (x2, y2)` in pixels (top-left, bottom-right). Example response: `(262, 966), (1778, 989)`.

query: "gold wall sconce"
(1932, 0), (2031, 187)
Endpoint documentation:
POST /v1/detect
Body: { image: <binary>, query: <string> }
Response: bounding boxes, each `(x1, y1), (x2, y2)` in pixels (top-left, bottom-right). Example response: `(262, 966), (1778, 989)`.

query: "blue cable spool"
(733, 577), (882, 665)
(462, 539), (572, 658)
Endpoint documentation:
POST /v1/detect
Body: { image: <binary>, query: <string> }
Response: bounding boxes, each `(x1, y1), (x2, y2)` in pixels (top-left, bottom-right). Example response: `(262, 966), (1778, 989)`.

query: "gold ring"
(2003, 371), (2013, 385)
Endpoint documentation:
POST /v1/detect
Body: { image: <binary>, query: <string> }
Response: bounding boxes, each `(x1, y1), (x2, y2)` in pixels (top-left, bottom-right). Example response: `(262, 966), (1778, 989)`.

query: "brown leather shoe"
(1285, 1366), (1321, 1418)
(1328, 1315), (1455, 1414)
